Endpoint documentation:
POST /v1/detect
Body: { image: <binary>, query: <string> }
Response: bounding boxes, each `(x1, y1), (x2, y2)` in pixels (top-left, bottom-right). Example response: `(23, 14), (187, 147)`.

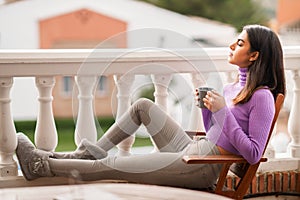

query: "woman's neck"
(239, 67), (247, 86)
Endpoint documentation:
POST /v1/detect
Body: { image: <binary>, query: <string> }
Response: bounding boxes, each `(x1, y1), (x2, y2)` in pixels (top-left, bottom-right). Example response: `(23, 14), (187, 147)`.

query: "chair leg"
(215, 163), (231, 193)
(232, 163), (260, 200)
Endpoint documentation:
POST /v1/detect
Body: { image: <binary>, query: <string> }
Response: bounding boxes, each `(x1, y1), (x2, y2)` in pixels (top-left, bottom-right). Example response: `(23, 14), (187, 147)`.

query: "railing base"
(289, 145), (300, 158)
(258, 157), (299, 173)
(0, 176), (80, 188)
(0, 162), (18, 177)
(0, 175), (128, 189)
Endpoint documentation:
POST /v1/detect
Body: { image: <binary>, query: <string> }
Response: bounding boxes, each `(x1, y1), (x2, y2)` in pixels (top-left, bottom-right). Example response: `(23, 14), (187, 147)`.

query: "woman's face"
(228, 30), (254, 68)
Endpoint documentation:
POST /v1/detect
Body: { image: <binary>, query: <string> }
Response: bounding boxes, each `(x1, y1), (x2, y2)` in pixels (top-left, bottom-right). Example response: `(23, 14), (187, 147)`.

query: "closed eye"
(237, 39), (244, 46)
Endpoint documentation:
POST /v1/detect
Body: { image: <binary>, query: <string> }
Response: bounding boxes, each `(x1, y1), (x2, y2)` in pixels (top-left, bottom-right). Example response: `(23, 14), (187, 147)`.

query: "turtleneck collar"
(239, 67), (247, 86)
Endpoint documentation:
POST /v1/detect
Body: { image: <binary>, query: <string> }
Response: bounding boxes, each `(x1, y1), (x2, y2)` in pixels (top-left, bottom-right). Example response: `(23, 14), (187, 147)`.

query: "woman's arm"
(201, 109), (212, 132)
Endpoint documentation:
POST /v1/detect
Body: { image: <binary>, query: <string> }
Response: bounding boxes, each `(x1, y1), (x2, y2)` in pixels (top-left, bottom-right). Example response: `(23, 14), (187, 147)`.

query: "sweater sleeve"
(201, 108), (212, 132)
(212, 90), (275, 164)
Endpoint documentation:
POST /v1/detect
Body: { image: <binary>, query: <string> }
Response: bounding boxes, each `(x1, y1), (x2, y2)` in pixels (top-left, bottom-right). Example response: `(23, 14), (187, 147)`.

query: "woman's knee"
(130, 98), (156, 123)
(132, 98), (154, 108)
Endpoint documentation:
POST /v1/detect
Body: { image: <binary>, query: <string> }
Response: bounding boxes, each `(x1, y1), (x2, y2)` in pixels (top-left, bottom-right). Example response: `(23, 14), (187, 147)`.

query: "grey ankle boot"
(52, 139), (107, 160)
(16, 133), (54, 181)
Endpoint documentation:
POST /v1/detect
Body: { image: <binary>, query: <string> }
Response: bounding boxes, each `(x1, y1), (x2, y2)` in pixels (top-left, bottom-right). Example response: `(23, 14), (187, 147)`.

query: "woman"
(16, 24), (286, 189)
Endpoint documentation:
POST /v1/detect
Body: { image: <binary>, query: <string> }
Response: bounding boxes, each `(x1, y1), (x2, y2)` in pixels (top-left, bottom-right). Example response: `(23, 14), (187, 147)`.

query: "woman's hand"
(203, 90), (226, 113)
(194, 89), (200, 107)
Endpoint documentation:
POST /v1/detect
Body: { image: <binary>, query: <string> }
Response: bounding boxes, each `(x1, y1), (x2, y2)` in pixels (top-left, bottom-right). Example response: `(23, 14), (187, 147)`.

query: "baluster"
(0, 77), (18, 177)
(265, 131), (276, 158)
(35, 76), (57, 151)
(150, 74), (172, 152)
(151, 74), (172, 110)
(74, 76), (98, 145)
(114, 74), (135, 156)
(188, 73), (206, 131)
(288, 70), (300, 158)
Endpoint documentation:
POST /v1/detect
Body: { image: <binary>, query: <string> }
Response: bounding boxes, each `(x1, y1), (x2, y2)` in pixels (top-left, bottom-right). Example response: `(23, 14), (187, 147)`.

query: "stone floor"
(0, 182), (231, 200)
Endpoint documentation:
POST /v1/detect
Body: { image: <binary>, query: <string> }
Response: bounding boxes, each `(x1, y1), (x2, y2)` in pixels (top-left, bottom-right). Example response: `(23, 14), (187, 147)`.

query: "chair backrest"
(263, 93), (285, 154)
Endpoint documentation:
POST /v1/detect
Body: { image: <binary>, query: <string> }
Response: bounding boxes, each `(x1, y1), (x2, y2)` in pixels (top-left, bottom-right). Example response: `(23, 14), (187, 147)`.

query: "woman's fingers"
(207, 90), (220, 97)
(204, 90), (226, 112)
(194, 89), (200, 106)
(194, 90), (199, 101)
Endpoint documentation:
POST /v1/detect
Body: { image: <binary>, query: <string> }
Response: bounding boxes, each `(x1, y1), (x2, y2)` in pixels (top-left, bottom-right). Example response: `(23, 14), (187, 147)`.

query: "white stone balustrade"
(0, 77), (18, 176)
(0, 47), (299, 179)
(114, 74), (135, 156)
(288, 70), (300, 157)
(151, 74), (173, 111)
(74, 76), (98, 145)
(35, 76), (57, 151)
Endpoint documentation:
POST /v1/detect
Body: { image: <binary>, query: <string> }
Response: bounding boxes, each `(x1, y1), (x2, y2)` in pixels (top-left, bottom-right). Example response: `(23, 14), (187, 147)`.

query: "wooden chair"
(183, 93), (284, 200)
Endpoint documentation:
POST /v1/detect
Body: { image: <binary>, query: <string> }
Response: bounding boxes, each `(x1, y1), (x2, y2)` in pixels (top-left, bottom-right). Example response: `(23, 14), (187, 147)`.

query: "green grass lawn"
(15, 117), (152, 152)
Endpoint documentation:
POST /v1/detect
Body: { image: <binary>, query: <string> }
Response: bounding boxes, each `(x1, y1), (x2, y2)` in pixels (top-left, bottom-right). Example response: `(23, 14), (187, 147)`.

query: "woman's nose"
(229, 42), (235, 50)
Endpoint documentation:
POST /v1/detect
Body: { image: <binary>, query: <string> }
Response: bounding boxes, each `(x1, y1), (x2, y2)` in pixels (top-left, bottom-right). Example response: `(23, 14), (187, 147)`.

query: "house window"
(62, 76), (73, 96)
(61, 76), (107, 97)
(96, 76), (108, 96)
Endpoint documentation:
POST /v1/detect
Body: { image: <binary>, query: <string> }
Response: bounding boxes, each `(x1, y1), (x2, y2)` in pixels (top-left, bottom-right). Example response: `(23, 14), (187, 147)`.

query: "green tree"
(139, 0), (269, 31)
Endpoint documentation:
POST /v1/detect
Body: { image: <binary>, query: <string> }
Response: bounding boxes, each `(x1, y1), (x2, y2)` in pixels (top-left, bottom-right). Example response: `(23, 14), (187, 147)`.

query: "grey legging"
(49, 98), (222, 189)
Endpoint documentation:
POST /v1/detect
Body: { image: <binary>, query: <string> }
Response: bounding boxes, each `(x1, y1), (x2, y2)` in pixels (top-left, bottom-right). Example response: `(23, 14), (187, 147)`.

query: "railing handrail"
(1, 46), (299, 58)
(1, 46), (299, 77)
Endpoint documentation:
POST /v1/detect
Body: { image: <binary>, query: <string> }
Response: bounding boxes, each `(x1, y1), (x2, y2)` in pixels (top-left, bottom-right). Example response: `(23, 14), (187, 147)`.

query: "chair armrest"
(182, 155), (267, 164)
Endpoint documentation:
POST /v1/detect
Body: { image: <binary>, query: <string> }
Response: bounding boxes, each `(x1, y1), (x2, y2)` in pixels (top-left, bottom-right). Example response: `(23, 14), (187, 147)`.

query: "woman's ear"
(249, 51), (259, 62)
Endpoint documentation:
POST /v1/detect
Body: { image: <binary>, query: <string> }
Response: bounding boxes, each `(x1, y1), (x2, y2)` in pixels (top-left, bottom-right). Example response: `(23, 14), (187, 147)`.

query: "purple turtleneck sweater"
(202, 68), (275, 164)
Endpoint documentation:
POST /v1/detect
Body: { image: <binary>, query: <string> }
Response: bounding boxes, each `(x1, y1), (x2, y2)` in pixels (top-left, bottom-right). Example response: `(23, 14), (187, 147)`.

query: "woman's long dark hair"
(233, 24), (286, 104)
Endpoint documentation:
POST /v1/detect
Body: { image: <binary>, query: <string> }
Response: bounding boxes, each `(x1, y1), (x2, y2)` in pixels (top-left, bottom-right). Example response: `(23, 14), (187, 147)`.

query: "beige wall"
(39, 8), (127, 49)
(277, 0), (300, 27)
(52, 76), (116, 118)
